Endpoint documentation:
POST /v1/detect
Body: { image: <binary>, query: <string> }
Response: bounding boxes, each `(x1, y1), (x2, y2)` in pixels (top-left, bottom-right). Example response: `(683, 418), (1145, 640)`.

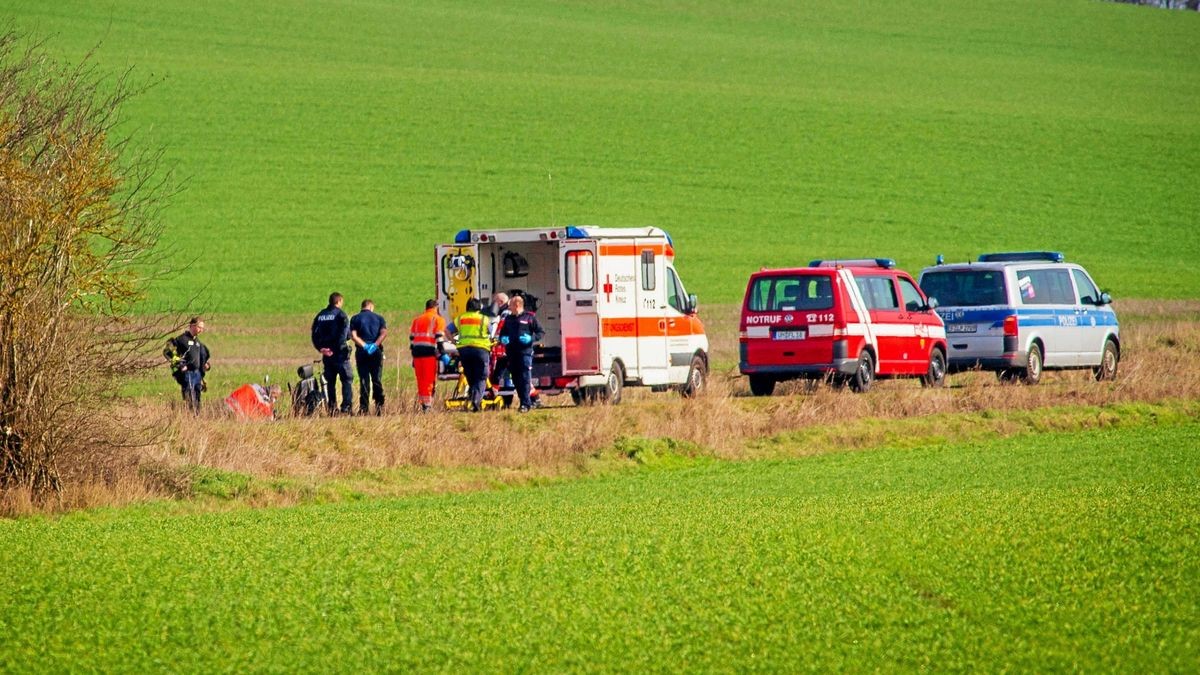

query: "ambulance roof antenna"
(548, 171), (556, 227)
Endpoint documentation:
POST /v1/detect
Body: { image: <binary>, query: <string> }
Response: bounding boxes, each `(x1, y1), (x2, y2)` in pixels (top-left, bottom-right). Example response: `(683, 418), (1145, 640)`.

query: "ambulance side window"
(666, 268), (686, 313)
(641, 250), (656, 291)
(565, 250), (595, 292)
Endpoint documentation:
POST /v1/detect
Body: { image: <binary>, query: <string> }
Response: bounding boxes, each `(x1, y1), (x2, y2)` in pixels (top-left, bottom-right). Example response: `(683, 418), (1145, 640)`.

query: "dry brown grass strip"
(7, 300), (1199, 516)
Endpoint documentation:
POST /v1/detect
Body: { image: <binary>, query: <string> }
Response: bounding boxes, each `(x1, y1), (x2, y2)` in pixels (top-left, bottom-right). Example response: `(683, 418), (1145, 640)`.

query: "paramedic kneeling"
(497, 295), (543, 412)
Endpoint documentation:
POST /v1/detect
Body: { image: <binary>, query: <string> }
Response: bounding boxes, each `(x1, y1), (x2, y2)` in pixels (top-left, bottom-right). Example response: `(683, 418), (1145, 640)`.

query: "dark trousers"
(323, 353), (354, 413)
(459, 346), (490, 410)
(510, 351), (534, 409)
(181, 370), (203, 413)
(356, 350), (385, 413)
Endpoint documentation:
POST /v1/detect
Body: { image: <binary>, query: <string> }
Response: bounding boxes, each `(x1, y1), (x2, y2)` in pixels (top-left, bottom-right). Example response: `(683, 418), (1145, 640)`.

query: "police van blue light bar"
(978, 251), (1064, 263)
(809, 258), (895, 269)
(454, 229), (471, 244)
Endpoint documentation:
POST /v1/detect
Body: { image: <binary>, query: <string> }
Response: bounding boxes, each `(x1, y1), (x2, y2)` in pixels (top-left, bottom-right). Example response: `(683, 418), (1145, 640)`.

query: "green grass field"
(2, 0), (1197, 314)
(2, 419), (1196, 670)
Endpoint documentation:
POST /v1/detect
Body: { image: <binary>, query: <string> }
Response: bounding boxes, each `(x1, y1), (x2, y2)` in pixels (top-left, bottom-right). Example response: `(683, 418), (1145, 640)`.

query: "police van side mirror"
(687, 293), (699, 315)
(1097, 292), (1112, 306)
(923, 296), (939, 311)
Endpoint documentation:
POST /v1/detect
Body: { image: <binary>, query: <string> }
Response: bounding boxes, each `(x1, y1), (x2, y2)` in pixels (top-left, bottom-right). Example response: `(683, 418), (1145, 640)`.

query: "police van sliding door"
(560, 241), (600, 375)
(437, 244), (479, 323)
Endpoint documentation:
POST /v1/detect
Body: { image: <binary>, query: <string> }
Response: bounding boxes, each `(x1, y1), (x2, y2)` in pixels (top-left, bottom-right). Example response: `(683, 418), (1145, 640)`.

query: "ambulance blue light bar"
(809, 258), (895, 269)
(978, 251), (1064, 263)
(565, 226), (588, 239)
(454, 230), (471, 244)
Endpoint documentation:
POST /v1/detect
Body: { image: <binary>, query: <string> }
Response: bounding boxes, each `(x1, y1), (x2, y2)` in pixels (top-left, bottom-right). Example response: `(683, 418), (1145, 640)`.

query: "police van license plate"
(774, 330), (806, 341)
(946, 324), (978, 333)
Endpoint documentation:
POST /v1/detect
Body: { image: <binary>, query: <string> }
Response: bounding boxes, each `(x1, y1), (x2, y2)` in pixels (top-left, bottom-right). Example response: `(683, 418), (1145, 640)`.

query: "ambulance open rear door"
(436, 243), (479, 321)
(560, 240), (601, 375)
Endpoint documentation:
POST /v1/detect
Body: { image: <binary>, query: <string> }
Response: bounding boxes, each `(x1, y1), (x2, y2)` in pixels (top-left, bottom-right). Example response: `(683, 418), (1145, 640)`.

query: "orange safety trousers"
(413, 356), (438, 406)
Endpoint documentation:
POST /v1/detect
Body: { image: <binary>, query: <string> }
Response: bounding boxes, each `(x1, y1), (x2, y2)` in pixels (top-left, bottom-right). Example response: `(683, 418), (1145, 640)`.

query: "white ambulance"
(435, 226), (709, 404)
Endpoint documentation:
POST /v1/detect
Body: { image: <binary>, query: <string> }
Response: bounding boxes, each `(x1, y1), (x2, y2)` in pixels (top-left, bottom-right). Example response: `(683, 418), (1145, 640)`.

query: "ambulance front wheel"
(680, 355), (707, 398)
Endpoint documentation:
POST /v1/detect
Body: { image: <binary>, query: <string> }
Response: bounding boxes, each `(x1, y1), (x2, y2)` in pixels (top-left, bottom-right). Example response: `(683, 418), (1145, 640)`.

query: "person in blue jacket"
(497, 295), (544, 412)
(311, 292), (353, 414)
(350, 298), (388, 416)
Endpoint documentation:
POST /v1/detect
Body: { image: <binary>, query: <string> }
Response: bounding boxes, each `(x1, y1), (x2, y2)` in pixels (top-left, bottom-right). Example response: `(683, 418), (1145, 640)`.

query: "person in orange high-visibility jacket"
(409, 299), (447, 411)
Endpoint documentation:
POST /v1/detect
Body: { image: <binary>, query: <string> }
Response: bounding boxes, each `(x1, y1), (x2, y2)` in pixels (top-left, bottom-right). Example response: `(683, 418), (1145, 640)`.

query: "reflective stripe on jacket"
(455, 311), (491, 350)
(410, 309), (446, 355)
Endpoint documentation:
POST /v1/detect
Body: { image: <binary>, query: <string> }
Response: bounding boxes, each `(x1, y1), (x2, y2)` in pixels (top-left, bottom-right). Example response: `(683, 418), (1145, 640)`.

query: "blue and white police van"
(918, 252), (1119, 384)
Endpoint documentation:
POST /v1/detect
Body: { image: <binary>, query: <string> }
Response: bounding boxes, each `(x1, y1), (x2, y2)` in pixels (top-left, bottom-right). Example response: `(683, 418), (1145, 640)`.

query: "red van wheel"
(921, 348), (947, 388)
(849, 352), (874, 393)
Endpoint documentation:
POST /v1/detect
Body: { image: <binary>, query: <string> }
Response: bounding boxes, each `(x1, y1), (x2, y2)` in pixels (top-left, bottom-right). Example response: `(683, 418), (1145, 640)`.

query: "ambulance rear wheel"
(848, 351), (874, 393)
(598, 362), (624, 405)
(680, 355), (707, 398)
(748, 375), (775, 397)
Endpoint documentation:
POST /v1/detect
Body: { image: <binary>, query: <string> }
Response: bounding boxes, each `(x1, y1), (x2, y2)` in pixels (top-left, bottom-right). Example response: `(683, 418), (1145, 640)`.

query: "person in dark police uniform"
(311, 292), (354, 414)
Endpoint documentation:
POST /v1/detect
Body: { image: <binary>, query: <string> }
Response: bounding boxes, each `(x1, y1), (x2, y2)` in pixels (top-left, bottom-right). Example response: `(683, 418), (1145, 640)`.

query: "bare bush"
(0, 31), (174, 501)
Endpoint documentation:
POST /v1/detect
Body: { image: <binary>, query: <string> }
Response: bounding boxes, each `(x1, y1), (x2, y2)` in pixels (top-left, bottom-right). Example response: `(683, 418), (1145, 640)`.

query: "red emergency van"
(738, 259), (948, 395)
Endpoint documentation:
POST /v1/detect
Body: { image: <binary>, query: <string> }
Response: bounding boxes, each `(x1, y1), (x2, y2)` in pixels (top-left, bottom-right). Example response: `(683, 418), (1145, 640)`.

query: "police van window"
(898, 277), (924, 312)
(565, 250), (595, 292)
(640, 250), (656, 291)
(1017, 269), (1074, 305)
(666, 268), (685, 313)
(1071, 269), (1099, 305)
(855, 276), (899, 310)
(920, 270), (1006, 307)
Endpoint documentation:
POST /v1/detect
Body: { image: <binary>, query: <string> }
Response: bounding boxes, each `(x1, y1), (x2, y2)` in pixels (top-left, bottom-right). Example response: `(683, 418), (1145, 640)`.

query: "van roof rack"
(809, 258), (895, 269)
(978, 251), (1064, 263)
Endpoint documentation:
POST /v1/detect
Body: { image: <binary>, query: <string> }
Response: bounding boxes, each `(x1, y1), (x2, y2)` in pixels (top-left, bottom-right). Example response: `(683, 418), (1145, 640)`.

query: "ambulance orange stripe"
(600, 316), (703, 338)
(597, 244), (675, 257)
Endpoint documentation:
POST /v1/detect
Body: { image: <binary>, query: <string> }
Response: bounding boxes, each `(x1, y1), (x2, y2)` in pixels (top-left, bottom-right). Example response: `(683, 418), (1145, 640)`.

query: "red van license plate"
(774, 330), (806, 341)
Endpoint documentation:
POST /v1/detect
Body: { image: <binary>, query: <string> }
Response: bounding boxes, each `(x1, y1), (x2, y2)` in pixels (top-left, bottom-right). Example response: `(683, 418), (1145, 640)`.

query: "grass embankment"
(6, 302), (1196, 515)
(2, 419), (1197, 670)
(2, 0), (1197, 310)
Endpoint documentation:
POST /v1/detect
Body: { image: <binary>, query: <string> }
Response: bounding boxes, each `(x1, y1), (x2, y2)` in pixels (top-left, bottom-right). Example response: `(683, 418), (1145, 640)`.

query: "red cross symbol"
(603, 275), (614, 302)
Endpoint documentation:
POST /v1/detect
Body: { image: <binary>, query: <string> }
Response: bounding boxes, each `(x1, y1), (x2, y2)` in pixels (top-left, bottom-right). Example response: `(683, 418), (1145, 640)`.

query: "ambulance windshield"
(920, 270), (1006, 307)
(748, 275), (833, 312)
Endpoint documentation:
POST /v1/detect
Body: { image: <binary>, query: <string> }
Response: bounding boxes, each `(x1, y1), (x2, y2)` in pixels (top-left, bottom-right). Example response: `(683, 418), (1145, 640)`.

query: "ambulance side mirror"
(687, 294), (699, 315)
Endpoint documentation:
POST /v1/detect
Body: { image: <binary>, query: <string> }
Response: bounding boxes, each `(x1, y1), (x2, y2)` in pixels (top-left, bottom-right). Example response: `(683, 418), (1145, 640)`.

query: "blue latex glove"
(500, 336), (510, 346)
(518, 334), (532, 345)
(439, 354), (451, 365)
(364, 343), (377, 355)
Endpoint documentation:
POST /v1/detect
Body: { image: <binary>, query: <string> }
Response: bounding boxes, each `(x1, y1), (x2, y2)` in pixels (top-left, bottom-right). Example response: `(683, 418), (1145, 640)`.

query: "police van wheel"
(1093, 339), (1119, 382)
(921, 348), (947, 388)
(848, 351), (874, 393)
(1020, 344), (1043, 385)
(680, 355), (707, 398)
(748, 375), (775, 397)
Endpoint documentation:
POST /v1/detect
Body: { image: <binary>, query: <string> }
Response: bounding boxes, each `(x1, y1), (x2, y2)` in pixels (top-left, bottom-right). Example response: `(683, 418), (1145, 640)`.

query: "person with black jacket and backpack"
(166, 317), (211, 414)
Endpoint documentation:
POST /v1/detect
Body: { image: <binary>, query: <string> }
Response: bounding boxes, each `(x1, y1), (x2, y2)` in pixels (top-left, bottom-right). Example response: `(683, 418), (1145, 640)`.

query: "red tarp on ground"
(224, 384), (274, 420)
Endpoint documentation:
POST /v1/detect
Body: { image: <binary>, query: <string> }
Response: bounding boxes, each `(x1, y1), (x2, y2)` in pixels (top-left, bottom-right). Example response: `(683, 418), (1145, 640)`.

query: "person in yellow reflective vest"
(453, 298), (492, 412)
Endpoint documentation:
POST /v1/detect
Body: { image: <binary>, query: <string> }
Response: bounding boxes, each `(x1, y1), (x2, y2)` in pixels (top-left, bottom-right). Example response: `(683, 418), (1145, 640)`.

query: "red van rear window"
(747, 275), (834, 312)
